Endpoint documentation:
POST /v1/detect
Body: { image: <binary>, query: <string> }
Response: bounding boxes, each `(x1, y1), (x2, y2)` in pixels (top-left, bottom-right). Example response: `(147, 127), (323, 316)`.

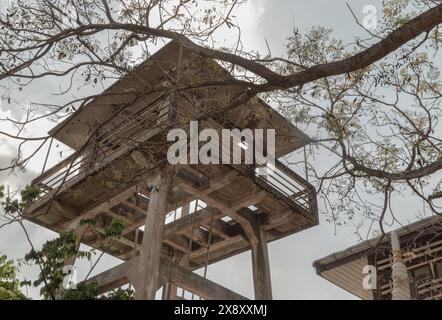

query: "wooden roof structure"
(313, 215), (442, 300)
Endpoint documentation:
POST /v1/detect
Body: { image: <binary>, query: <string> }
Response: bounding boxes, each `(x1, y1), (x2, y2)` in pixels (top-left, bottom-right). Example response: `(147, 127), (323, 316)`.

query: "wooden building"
(313, 215), (442, 300)
(23, 41), (319, 300)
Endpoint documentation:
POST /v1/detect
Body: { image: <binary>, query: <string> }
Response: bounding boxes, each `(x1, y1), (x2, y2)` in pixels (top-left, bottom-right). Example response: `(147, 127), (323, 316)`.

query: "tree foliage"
(0, 255), (26, 299)
(0, 184), (133, 299)
(24, 229), (90, 299)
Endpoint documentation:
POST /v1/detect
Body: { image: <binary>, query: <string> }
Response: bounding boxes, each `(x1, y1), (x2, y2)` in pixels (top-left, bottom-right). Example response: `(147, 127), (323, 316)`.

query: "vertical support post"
(41, 137), (53, 174)
(135, 168), (172, 300)
(390, 231), (411, 300)
(162, 282), (178, 300)
(181, 202), (190, 217)
(250, 223), (272, 300)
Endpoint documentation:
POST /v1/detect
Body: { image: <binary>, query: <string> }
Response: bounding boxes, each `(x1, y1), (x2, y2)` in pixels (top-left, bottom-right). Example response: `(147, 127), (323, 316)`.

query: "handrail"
(30, 97), (316, 219)
(31, 99), (170, 199)
(230, 160), (316, 216)
(32, 153), (77, 186)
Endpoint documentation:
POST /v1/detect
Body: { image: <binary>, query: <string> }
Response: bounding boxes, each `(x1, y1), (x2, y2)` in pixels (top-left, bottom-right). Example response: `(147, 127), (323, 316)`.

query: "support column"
(162, 282), (178, 300)
(250, 223), (272, 300)
(181, 202), (190, 217)
(135, 168), (172, 300)
(391, 231), (411, 300)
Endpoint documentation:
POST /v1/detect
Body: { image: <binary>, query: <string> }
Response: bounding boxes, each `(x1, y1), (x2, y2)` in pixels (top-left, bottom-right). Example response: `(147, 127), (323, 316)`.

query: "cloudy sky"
(0, 0), (435, 300)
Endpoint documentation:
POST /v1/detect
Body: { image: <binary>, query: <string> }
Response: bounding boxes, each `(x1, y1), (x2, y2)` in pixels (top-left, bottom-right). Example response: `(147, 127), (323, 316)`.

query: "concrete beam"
(174, 174), (261, 245)
(59, 182), (144, 229)
(162, 259), (248, 300)
(86, 257), (137, 295)
(85, 256), (248, 300)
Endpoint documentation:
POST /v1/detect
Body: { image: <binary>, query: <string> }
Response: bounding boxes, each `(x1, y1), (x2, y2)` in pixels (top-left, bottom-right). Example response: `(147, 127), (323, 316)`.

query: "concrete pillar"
(162, 282), (178, 300)
(251, 224), (272, 300)
(391, 231), (411, 300)
(181, 202), (190, 217)
(135, 168), (172, 300)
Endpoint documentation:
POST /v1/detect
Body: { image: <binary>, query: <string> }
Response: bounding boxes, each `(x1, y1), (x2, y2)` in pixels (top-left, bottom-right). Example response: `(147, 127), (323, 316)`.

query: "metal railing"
(31, 96), (316, 219)
(32, 97), (170, 199)
(230, 160), (316, 217)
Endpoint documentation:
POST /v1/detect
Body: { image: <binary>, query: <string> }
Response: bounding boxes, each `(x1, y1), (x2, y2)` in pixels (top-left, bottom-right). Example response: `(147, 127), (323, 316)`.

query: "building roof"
(49, 41), (312, 157)
(313, 215), (442, 299)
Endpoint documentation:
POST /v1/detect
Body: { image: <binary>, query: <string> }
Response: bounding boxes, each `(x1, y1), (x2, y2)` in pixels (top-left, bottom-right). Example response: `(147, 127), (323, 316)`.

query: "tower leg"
(251, 224), (272, 300)
(162, 282), (178, 300)
(135, 168), (172, 300)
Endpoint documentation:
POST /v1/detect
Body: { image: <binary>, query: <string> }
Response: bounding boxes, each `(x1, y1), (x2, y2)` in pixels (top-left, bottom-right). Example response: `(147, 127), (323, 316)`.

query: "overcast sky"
(0, 0), (436, 300)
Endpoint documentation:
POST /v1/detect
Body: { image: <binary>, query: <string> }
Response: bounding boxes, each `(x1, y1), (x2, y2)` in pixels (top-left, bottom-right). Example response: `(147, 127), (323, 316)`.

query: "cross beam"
(84, 256), (248, 300)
